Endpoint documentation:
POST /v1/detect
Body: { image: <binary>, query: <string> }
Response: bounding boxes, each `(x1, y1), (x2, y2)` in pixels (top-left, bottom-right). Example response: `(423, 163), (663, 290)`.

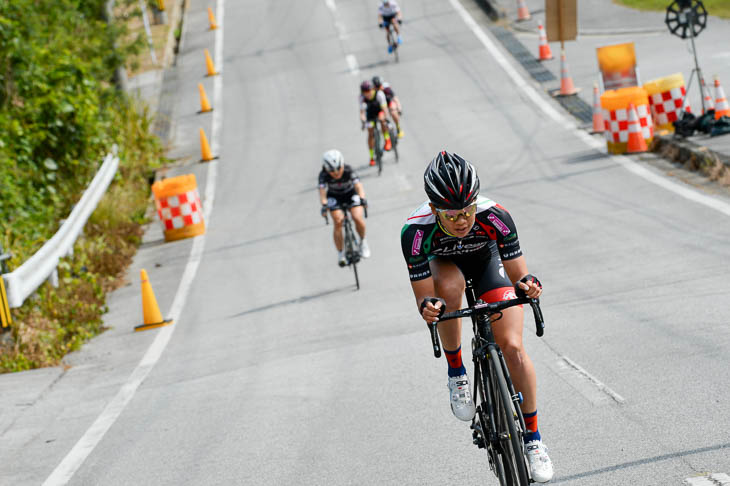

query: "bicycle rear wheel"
(488, 346), (529, 485)
(374, 127), (384, 175)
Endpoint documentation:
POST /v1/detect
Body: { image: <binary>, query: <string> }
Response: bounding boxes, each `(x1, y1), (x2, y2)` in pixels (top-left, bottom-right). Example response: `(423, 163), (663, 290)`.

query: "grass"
(614, 0), (730, 19)
(0, 4), (172, 372)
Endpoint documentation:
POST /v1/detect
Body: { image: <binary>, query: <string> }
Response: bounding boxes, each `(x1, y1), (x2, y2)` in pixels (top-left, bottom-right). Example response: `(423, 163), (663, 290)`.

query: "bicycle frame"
(426, 283), (544, 485)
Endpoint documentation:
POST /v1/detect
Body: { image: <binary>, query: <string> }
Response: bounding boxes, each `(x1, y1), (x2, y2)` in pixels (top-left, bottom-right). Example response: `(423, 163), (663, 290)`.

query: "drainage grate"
(487, 25), (594, 125)
(490, 26), (555, 84)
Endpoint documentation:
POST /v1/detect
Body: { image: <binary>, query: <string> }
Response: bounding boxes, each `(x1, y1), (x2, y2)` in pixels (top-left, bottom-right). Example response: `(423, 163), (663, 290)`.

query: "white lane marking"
(41, 1), (225, 484)
(448, 0), (730, 219)
(560, 356), (626, 404)
(324, 0), (336, 13)
(346, 54), (360, 76)
(684, 473), (730, 485)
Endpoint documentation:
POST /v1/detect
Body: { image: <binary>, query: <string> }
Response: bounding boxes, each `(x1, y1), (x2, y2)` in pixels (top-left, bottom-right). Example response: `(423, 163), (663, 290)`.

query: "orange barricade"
(600, 87), (654, 154)
(643, 73), (689, 132)
(152, 174), (205, 242)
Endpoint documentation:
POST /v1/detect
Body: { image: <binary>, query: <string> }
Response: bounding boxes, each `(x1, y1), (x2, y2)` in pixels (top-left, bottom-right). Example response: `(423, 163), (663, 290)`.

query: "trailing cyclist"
(319, 149), (370, 266)
(359, 80), (392, 167)
(372, 75), (403, 139)
(400, 151), (553, 483)
(378, 0), (402, 52)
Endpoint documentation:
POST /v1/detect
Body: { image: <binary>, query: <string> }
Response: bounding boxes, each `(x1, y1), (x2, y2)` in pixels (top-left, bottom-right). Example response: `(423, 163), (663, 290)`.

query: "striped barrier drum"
(644, 73), (689, 132)
(601, 87), (654, 154)
(152, 174), (205, 242)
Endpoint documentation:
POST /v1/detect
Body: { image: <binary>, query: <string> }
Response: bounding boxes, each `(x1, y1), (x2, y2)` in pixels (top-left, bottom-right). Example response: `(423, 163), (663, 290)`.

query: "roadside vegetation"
(615, 0), (730, 19)
(0, 0), (168, 372)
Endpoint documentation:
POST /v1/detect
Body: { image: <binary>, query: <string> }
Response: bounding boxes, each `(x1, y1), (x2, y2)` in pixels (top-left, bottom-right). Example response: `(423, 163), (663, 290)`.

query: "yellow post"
(0, 277), (11, 328)
(157, 0), (165, 11)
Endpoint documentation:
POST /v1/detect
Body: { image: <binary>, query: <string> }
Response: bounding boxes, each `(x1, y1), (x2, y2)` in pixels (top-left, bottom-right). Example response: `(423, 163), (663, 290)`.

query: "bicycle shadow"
(227, 286), (351, 319)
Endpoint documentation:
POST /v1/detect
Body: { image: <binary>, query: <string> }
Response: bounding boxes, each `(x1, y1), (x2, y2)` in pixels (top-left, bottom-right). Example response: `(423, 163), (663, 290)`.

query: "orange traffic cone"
(557, 49), (578, 96)
(208, 7), (218, 30)
(701, 78), (715, 113)
(626, 104), (648, 153)
(199, 128), (214, 161)
(198, 83), (212, 113)
(591, 83), (604, 133)
(204, 48), (218, 77)
(135, 269), (173, 332)
(537, 21), (552, 61)
(713, 76), (730, 119)
(516, 0), (530, 20)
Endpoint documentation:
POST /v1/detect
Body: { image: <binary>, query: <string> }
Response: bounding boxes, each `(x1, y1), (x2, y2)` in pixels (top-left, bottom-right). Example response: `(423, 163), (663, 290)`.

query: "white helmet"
(322, 149), (344, 172)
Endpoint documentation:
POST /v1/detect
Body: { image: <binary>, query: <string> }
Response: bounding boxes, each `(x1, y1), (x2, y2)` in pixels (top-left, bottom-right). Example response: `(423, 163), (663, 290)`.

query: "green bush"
(0, 1), (163, 371)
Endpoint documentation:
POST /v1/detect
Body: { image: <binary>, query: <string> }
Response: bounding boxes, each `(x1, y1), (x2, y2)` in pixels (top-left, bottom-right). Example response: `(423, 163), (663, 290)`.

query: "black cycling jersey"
(318, 164), (360, 197)
(400, 196), (522, 282)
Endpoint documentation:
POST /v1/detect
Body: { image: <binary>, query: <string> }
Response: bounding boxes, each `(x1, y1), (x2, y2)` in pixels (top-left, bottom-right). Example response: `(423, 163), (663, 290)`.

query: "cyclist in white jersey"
(378, 0), (402, 51)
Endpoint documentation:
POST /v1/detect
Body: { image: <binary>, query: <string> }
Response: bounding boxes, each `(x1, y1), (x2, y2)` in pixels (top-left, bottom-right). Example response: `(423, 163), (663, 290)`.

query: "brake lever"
(529, 299), (544, 337)
(428, 322), (441, 358)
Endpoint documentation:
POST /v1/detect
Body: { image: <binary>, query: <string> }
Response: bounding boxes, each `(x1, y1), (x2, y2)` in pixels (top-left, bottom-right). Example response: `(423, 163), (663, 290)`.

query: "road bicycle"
(382, 19), (400, 62)
(426, 280), (545, 485)
(371, 118), (399, 176)
(323, 202), (367, 290)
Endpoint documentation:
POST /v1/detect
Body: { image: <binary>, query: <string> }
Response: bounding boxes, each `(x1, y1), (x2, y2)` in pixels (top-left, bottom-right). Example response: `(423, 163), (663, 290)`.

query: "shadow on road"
(228, 287), (351, 319)
(551, 441), (730, 483)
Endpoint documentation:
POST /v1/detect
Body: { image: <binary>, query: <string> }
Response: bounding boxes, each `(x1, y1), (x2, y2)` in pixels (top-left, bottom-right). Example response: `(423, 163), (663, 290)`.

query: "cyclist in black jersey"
(359, 80), (392, 166)
(372, 75), (403, 139)
(319, 149), (370, 265)
(400, 151), (553, 483)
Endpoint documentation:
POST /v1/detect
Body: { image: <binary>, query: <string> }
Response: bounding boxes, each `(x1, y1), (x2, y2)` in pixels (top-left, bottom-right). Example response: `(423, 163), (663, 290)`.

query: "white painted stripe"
(346, 54), (360, 76)
(684, 473), (730, 485)
(448, 0), (730, 219)
(41, 1), (225, 484)
(324, 0), (336, 13)
(560, 356), (626, 404)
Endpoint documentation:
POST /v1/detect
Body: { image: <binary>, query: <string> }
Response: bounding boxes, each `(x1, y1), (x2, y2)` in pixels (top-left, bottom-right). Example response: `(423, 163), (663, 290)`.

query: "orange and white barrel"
(152, 174), (205, 242)
(600, 87), (654, 154)
(643, 73), (689, 132)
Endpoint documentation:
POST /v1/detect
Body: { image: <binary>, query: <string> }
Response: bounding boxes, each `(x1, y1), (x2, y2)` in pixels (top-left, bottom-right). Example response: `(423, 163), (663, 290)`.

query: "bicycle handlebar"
(426, 297), (544, 359)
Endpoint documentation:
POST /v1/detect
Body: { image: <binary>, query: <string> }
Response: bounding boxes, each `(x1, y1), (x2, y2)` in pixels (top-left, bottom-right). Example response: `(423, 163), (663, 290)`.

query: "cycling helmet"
(372, 75), (383, 88)
(424, 151), (480, 209)
(360, 80), (373, 93)
(322, 149), (345, 172)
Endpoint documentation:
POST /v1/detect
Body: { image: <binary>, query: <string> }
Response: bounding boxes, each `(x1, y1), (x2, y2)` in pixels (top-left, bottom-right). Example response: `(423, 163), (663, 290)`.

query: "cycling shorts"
(327, 191), (362, 212)
(382, 14), (396, 26)
(434, 242), (518, 304)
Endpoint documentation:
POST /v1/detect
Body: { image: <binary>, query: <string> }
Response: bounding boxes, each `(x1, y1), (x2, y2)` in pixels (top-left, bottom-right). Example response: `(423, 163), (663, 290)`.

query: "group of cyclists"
(316, 1), (554, 482)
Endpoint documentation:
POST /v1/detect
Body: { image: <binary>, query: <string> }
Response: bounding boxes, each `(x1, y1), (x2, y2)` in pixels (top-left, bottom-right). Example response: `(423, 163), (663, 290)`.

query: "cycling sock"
(384, 131), (390, 140)
(369, 148), (374, 159)
(523, 410), (541, 443)
(444, 346), (467, 377)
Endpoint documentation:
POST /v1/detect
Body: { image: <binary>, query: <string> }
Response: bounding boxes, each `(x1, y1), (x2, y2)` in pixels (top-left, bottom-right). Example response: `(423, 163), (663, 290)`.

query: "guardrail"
(1, 146), (120, 309)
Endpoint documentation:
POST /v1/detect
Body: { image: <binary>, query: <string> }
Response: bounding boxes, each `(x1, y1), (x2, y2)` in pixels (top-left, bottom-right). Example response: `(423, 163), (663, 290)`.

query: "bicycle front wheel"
(488, 346), (529, 485)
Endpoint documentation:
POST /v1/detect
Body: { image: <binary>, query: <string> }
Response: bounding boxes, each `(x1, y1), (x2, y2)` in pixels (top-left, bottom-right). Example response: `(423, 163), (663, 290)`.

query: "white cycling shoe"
(525, 440), (554, 483)
(337, 251), (346, 267)
(360, 238), (371, 258)
(448, 374), (476, 421)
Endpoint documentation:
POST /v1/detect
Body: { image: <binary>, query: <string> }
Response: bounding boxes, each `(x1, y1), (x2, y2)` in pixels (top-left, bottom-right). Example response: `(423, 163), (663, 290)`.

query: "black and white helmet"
(424, 151), (480, 209)
(322, 149), (345, 172)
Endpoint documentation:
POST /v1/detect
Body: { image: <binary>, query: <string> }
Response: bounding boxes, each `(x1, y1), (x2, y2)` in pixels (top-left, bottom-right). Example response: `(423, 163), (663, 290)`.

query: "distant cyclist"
(372, 75), (403, 139)
(359, 80), (392, 166)
(400, 151), (554, 483)
(378, 0), (402, 52)
(319, 149), (371, 265)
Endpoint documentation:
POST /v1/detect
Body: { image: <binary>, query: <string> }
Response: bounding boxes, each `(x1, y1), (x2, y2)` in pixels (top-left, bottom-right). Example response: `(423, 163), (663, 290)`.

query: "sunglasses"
(436, 203), (477, 222)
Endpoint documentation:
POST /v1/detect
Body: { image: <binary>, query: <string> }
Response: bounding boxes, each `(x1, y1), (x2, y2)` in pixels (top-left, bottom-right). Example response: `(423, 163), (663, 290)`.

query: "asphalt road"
(2, 0), (730, 485)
